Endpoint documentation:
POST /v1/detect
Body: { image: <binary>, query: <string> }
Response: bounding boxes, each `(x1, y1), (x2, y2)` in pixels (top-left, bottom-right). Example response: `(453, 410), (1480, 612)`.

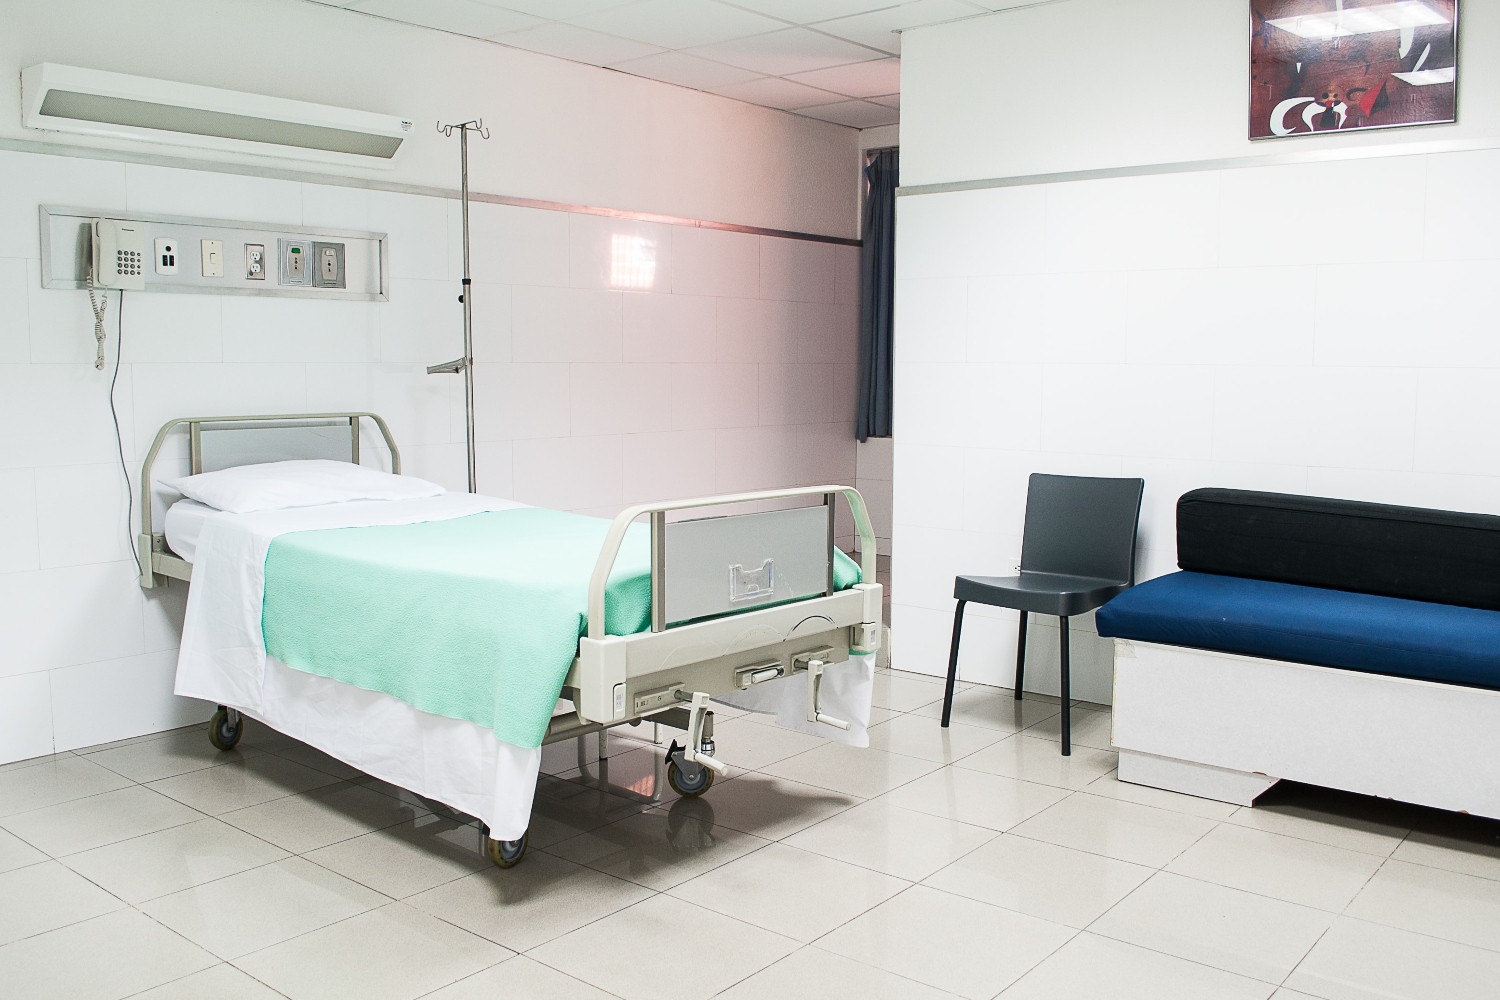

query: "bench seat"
(1096, 570), (1500, 691)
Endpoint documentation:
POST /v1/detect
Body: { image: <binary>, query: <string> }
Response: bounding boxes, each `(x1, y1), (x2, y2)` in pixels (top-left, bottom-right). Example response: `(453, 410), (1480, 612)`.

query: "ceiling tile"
(483, 0), (637, 16)
(812, 0), (987, 53)
(785, 55), (899, 97)
(494, 21), (665, 65)
(711, 76), (846, 111)
(686, 26), (884, 76)
(796, 98), (900, 128)
(723, 1), (898, 24)
(350, 0), (542, 36)
(869, 92), (899, 108)
(570, 0), (787, 49)
(607, 50), (764, 90)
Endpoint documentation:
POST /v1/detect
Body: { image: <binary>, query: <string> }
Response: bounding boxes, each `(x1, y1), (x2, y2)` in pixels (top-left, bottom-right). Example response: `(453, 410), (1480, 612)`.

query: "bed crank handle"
(805, 658), (851, 731)
(676, 691), (729, 775)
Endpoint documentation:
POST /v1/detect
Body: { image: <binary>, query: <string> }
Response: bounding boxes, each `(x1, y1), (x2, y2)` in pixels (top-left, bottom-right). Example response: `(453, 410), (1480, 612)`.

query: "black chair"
(941, 474), (1144, 755)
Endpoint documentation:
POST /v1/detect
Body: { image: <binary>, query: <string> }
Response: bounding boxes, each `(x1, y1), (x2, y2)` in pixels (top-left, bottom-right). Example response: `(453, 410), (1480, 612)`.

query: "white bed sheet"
(170, 492), (875, 840)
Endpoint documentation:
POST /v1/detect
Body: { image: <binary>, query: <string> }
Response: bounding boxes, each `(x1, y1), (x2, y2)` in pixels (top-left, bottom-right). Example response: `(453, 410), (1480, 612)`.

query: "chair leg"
(941, 600), (966, 728)
(1058, 615), (1071, 756)
(1014, 612), (1028, 700)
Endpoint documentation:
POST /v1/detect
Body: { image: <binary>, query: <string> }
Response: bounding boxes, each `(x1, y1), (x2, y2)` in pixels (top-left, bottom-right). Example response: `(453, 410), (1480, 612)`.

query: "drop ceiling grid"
(312, 0), (1031, 127)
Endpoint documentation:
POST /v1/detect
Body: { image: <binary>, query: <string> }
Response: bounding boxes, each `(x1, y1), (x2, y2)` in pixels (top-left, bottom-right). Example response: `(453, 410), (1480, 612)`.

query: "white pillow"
(163, 460), (445, 513)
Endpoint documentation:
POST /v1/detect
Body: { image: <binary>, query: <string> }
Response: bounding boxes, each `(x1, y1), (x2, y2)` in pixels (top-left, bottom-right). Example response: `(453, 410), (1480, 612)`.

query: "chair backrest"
(1020, 474), (1145, 585)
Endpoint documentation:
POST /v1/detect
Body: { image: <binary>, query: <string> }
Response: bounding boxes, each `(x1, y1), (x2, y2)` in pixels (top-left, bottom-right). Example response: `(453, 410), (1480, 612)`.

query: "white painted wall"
(900, 0), (1499, 186)
(892, 0), (1500, 703)
(0, 0), (860, 238)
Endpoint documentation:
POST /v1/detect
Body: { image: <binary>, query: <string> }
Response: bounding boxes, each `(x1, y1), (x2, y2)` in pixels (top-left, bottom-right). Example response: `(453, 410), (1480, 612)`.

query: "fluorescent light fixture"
(21, 64), (412, 167)
(1268, 1), (1448, 39)
(610, 234), (657, 290)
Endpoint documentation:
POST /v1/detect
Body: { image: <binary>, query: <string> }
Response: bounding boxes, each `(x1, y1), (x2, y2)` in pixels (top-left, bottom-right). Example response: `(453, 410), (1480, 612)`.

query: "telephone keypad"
(116, 249), (142, 276)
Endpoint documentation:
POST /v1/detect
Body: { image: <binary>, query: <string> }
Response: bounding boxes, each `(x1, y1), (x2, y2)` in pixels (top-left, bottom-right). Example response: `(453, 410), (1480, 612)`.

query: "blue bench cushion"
(1094, 571), (1500, 691)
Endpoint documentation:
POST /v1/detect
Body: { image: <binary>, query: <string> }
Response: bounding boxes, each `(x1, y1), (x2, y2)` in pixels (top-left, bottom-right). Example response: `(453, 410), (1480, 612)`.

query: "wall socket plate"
(200, 239), (224, 278)
(153, 237), (178, 275)
(245, 244), (266, 280)
(280, 239), (311, 285)
(312, 241), (345, 288)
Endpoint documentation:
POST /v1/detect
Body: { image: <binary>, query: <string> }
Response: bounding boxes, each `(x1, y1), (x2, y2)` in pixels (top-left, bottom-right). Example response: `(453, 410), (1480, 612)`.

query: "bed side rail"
(136, 412), (400, 588)
(585, 485), (879, 642)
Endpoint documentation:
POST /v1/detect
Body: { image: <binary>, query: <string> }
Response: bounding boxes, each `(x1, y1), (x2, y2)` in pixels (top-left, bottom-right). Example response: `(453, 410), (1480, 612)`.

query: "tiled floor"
(4, 670), (1500, 1000)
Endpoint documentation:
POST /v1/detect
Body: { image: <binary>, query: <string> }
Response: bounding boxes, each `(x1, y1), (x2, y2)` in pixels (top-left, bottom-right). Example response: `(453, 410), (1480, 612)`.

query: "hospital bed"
(138, 412), (882, 867)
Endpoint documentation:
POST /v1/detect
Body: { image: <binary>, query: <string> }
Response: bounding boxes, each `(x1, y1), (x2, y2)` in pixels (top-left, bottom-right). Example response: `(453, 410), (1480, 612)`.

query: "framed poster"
(1250, 1), (1458, 139)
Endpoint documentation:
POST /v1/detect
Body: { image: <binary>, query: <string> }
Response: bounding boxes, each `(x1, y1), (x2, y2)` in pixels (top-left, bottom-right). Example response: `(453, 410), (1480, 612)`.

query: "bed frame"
(139, 413), (882, 789)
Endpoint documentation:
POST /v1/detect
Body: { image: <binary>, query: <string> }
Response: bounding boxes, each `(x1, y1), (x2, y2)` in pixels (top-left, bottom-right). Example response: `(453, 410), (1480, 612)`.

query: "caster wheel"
(208, 708), (243, 752)
(667, 759), (715, 797)
(485, 830), (528, 868)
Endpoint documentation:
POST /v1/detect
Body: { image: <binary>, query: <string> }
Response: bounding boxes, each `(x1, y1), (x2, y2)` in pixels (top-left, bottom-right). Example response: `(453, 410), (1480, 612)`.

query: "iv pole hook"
(427, 119), (489, 493)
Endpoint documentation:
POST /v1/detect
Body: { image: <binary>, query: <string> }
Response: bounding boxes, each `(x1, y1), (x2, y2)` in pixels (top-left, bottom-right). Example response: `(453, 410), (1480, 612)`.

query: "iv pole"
(427, 119), (489, 493)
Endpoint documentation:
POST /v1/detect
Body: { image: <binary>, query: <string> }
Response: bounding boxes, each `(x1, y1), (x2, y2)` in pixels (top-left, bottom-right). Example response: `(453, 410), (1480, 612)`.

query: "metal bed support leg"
(941, 600), (966, 728)
(1058, 615), (1072, 756)
(1014, 611), (1028, 700)
(597, 728), (609, 760)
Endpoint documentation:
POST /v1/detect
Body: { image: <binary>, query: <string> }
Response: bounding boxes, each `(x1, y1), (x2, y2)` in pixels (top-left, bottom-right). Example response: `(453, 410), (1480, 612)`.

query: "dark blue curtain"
(856, 149), (897, 442)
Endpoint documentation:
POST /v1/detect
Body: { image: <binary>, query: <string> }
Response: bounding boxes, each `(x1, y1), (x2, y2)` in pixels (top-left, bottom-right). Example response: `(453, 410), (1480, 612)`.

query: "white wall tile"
(671, 226), (760, 298)
(715, 297), (796, 363)
(0, 469), (39, 574)
(1312, 260), (1500, 369)
(1424, 149), (1500, 262)
(856, 435), (893, 480)
(511, 286), (623, 362)
(467, 202), (571, 287)
(622, 430), (717, 503)
(1309, 368), (1418, 472)
(856, 475), (892, 540)
(25, 260), (108, 365)
(468, 282), (512, 364)
(672, 362), (760, 429)
(401, 441), (469, 493)
(142, 583), (188, 654)
(475, 440), (514, 499)
(893, 442), (965, 531)
(0, 150), (127, 260)
(34, 464), (134, 569)
(793, 300), (858, 364)
(0, 363), (138, 469)
(380, 278), (465, 363)
(1210, 366), (1317, 466)
(968, 272), (1127, 364)
(472, 362), (570, 441)
(512, 435), (623, 510)
(1306, 467), (1500, 516)
(0, 672), (53, 763)
(124, 164), (303, 225)
(897, 361), (1045, 451)
(894, 277), (966, 364)
(1414, 368), (1500, 477)
(1219, 156), (1426, 267)
(51, 650), (210, 753)
(832, 362), (858, 427)
(367, 189), (452, 282)
(1045, 171), (1220, 273)
(834, 244), (860, 306)
(569, 214), (674, 293)
(222, 296), (378, 363)
(896, 186), (1046, 280)
(623, 291), (715, 363)
(1043, 364), (1215, 460)
(896, 523), (1008, 612)
(759, 236), (835, 303)
(0, 257), (28, 363)
(571, 362), (673, 436)
(758, 363), (836, 426)
(117, 291), (224, 364)
(0, 561), (145, 678)
(1127, 266), (1316, 366)
(305, 363), (456, 448)
(714, 424), (800, 493)
(796, 421), (857, 485)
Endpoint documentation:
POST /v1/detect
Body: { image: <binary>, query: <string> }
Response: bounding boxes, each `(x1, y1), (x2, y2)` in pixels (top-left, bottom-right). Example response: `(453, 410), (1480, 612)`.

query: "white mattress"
(164, 498), (217, 563)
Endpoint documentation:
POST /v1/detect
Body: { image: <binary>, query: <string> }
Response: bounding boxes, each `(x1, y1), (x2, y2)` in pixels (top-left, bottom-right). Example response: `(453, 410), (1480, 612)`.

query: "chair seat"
(954, 571), (1129, 617)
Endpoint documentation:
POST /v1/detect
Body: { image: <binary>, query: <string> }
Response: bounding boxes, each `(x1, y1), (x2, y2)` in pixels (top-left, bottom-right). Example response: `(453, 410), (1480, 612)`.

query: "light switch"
(200, 239), (224, 278)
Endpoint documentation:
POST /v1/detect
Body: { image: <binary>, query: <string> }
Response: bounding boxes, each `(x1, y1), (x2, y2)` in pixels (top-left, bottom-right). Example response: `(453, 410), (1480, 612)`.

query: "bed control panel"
(40, 206), (387, 301)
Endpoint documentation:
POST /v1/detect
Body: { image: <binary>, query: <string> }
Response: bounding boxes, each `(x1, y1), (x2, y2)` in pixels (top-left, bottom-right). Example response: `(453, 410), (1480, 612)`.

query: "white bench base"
(1111, 639), (1500, 820)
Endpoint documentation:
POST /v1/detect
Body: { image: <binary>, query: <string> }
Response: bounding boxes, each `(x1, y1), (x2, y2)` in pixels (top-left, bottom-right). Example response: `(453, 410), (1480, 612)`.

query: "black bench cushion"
(1176, 489), (1500, 612)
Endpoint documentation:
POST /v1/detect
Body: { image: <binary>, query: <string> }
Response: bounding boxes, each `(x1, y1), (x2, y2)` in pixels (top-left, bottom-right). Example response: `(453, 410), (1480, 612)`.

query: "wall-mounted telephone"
(90, 218), (145, 291)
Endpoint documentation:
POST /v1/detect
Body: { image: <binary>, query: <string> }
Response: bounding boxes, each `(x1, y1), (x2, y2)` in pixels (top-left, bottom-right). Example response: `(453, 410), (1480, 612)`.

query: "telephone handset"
(90, 218), (146, 291)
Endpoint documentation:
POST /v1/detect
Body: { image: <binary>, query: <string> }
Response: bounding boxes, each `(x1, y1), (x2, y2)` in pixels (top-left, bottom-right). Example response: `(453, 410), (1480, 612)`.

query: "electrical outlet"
(312, 241), (345, 288)
(245, 244), (266, 281)
(280, 240), (311, 285)
(200, 239), (224, 278)
(154, 237), (178, 275)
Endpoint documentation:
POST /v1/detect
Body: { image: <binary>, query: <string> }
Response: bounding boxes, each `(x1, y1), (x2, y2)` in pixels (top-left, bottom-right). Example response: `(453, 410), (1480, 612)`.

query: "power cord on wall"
(109, 291), (134, 562)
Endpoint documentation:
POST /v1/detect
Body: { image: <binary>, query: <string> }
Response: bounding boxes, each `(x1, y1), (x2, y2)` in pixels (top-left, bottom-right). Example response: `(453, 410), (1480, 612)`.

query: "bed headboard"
(137, 412), (400, 588)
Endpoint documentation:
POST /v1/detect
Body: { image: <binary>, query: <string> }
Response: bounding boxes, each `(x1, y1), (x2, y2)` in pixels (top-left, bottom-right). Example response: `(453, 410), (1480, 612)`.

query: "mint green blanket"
(261, 507), (860, 748)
